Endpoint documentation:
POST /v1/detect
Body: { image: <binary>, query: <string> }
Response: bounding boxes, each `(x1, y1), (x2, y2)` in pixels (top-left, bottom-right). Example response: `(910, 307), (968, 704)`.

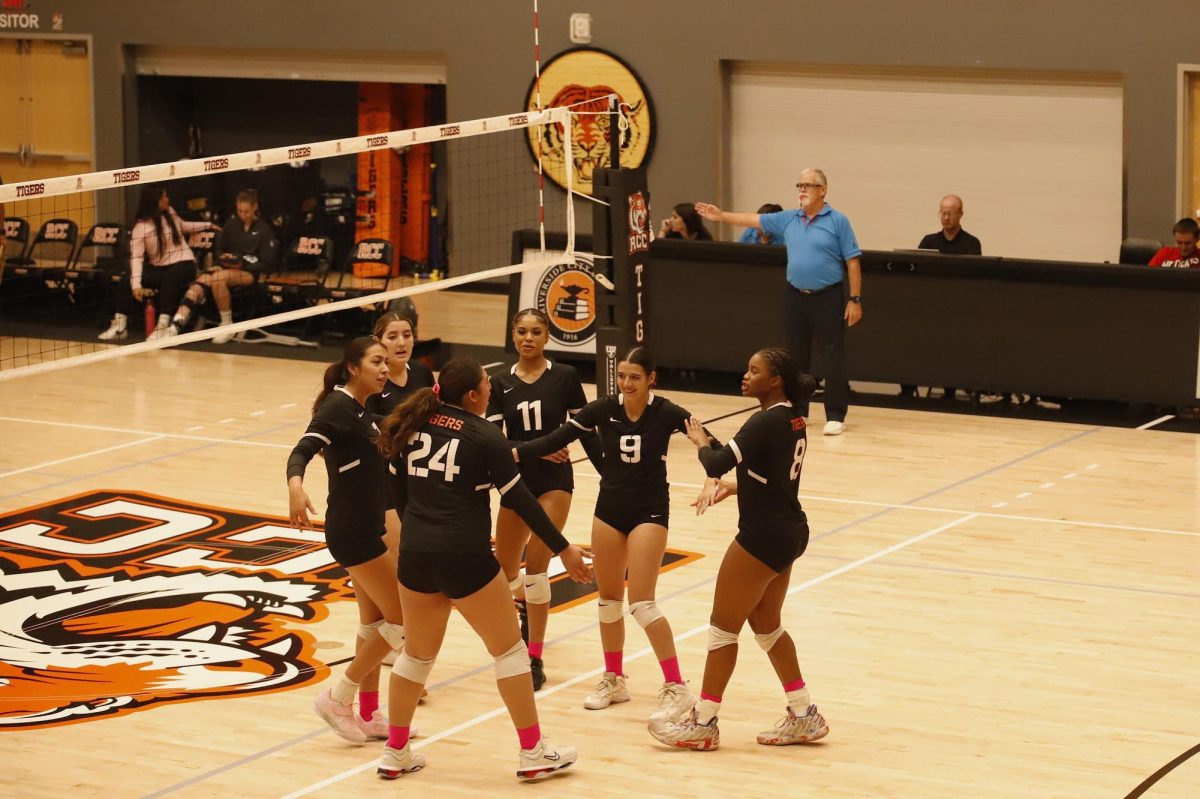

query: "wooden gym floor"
(0, 293), (1196, 798)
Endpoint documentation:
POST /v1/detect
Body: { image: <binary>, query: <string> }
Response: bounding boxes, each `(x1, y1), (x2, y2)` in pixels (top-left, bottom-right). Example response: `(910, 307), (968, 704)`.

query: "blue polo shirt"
(737, 227), (784, 246)
(760, 205), (861, 291)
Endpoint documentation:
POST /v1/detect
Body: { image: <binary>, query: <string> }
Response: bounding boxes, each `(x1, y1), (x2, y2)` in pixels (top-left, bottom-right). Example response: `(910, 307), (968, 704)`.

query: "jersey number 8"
(408, 433), (461, 481)
(790, 438), (807, 480)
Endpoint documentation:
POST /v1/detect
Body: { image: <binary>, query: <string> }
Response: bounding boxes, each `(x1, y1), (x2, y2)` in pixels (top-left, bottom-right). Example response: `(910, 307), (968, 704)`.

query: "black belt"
(789, 283), (840, 295)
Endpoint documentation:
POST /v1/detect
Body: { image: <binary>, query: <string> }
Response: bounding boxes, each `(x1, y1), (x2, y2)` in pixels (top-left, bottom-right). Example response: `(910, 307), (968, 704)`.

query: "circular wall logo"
(525, 48), (655, 195)
(535, 256), (597, 346)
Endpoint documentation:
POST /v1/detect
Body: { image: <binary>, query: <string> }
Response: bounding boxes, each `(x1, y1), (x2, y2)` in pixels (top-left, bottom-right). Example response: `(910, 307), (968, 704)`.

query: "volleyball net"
(0, 106), (580, 378)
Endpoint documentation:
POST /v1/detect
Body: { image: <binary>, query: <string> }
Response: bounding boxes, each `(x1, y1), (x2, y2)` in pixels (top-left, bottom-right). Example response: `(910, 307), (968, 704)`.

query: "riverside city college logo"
(535, 255), (599, 347)
(0, 491), (353, 730)
(628, 191), (649, 255)
(525, 47), (655, 195)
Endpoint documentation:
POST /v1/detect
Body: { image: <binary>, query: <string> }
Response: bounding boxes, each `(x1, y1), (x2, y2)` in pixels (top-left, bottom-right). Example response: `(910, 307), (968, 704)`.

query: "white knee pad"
(508, 570), (525, 594)
(494, 640), (531, 679)
(597, 598), (625, 624)
(524, 572), (551, 605)
(707, 625), (739, 651)
(357, 619), (383, 641)
(378, 622), (406, 650)
(629, 600), (664, 629)
(391, 651), (435, 684)
(754, 626), (786, 652)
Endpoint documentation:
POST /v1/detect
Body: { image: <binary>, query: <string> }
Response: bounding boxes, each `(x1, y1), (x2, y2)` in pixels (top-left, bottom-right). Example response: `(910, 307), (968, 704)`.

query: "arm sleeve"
(177, 216), (211, 234)
(485, 376), (505, 428)
(737, 227), (758, 244)
(759, 210), (787, 238)
(515, 397), (603, 460)
(838, 215), (863, 260)
(285, 405), (340, 479)
(967, 237), (982, 256)
(213, 221), (232, 256)
(129, 221), (147, 290)
(389, 459), (409, 514)
(698, 412), (765, 477)
(485, 430), (570, 552)
(1148, 248), (1167, 267)
(917, 234), (937, 250)
(257, 220), (279, 268)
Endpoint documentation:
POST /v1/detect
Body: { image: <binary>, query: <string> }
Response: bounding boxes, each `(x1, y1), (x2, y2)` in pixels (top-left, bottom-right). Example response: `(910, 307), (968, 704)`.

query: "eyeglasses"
(795, 183), (825, 191)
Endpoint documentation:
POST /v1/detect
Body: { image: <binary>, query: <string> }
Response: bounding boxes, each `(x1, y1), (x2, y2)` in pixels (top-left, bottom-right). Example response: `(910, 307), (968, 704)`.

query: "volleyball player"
(286, 336), (407, 744)
(375, 357), (591, 780)
(648, 347), (829, 750)
(362, 312), (434, 671)
(487, 308), (600, 690)
(514, 347), (703, 722)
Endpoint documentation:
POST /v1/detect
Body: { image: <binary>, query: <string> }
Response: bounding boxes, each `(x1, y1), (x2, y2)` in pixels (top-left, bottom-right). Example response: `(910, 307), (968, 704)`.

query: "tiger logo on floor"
(0, 491), (352, 730)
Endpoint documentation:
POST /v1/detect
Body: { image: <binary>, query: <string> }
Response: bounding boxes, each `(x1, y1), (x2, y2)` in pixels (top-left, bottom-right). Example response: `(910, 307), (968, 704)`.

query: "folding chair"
(236, 233), (333, 348)
(1, 218), (79, 306)
(0, 216), (30, 287)
(63, 223), (130, 317)
(323, 237), (395, 338)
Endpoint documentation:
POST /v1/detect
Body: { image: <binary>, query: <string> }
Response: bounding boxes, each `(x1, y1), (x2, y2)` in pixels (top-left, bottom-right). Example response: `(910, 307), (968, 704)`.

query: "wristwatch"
(848, 295), (862, 304)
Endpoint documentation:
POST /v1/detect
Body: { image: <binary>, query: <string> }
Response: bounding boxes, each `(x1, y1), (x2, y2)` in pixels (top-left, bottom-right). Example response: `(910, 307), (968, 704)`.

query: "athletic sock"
(358, 690), (379, 721)
(386, 724), (410, 750)
(517, 723), (541, 751)
(603, 651), (623, 676)
(697, 692), (722, 725)
(659, 655), (683, 685)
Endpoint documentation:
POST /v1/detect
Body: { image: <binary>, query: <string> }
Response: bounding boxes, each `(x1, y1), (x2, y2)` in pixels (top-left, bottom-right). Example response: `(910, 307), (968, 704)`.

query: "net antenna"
(0, 106), (574, 380)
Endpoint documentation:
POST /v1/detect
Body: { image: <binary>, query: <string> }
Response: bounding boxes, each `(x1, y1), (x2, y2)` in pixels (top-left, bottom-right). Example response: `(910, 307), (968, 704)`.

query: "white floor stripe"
(991, 501), (1007, 509)
(278, 514), (977, 798)
(0, 416), (291, 449)
(0, 436), (164, 479)
(1136, 415), (1174, 430)
(1017, 492), (1032, 499)
(1040, 482), (1056, 489)
(1064, 472), (1078, 479)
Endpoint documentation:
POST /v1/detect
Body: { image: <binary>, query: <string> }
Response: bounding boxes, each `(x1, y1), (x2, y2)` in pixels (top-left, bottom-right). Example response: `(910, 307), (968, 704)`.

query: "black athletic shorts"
(326, 524), (388, 568)
(399, 549), (500, 600)
(594, 489), (670, 535)
(735, 518), (810, 573)
(520, 460), (573, 497)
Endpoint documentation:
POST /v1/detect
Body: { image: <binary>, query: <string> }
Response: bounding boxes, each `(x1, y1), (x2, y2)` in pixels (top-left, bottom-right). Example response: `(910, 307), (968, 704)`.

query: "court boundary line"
(276, 515), (978, 799)
(0, 435), (164, 479)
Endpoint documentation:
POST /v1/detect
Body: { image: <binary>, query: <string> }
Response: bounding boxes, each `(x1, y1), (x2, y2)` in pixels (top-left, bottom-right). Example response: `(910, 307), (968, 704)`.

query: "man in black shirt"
(902, 194), (981, 400)
(918, 194), (982, 255)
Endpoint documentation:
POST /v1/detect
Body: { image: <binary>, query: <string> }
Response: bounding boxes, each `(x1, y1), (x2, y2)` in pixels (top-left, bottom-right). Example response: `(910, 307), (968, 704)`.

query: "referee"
(696, 168), (863, 436)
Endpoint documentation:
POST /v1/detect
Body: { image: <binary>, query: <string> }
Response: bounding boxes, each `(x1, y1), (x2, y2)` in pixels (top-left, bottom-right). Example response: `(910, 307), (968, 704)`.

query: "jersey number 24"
(408, 433), (461, 481)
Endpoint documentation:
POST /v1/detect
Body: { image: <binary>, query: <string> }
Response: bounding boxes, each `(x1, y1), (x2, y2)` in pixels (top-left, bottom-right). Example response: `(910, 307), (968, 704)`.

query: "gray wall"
(37, 0), (1200, 245)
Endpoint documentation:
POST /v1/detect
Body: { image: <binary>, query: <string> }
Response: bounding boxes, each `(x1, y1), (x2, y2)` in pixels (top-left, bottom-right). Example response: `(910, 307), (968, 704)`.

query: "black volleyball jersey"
(487, 361), (589, 485)
(286, 387), (387, 534)
(366, 361), (435, 420)
(698, 402), (807, 531)
(518, 393), (691, 500)
(391, 403), (570, 555)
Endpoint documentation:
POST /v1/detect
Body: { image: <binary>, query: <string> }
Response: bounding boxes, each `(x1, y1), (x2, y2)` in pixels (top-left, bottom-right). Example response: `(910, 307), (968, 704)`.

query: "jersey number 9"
(619, 435), (642, 464)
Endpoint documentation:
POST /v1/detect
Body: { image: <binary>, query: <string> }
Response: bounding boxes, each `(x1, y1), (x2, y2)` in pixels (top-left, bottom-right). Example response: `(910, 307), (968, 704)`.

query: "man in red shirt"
(1149, 218), (1200, 268)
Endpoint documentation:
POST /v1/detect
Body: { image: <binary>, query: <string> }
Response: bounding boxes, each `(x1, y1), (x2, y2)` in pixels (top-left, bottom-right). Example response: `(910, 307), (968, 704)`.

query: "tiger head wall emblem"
(526, 48), (655, 195)
(0, 491), (351, 730)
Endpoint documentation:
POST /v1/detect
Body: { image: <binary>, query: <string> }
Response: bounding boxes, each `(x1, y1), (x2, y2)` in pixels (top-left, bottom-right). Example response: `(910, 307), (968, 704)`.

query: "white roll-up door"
(728, 64), (1123, 263)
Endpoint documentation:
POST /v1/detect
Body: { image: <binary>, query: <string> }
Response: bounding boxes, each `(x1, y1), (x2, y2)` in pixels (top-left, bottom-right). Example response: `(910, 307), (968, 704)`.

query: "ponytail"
(378, 356), (486, 459)
(311, 335), (382, 415)
(756, 347), (814, 406)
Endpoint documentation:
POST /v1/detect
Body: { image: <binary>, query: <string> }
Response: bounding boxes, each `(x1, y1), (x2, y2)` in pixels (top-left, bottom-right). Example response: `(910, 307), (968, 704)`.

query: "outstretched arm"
(695, 202), (761, 230)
